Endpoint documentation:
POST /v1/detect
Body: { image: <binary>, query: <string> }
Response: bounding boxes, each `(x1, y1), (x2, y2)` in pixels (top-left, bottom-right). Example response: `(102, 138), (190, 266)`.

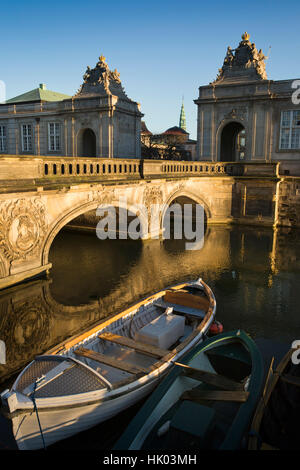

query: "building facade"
(141, 101), (196, 160)
(195, 32), (300, 162)
(0, 56), (143, 159)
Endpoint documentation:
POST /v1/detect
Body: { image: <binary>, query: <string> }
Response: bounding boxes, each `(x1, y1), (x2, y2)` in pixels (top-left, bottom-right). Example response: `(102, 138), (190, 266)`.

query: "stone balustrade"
(0, 155), (281, 186)
(43, 158), (140, 180)
(150, 161), (278, 178)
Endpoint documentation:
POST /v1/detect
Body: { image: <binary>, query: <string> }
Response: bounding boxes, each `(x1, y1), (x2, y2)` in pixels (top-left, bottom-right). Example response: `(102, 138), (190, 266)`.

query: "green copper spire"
(179, 98), (186, 131)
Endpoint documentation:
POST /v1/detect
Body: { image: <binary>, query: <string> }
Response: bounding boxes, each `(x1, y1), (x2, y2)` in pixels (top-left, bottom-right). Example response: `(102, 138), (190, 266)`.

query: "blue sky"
(1, 0), (300, 139)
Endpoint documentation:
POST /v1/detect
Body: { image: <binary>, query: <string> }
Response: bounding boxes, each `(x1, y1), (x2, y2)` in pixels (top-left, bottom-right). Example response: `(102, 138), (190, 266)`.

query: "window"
(0, 125), (6, 152)
(21, 124), (33, 152)
(280, 110), (300, 149)
(48, 122), (61, 151)
(236, 128), (246, 160)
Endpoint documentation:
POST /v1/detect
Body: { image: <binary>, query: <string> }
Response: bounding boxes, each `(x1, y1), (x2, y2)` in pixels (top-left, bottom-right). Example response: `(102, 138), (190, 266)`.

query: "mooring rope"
(31, 380), (46, 450)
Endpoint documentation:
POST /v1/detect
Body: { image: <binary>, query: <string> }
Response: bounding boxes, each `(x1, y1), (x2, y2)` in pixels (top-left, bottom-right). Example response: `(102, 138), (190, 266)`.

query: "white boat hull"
(12, 376), (158, 450)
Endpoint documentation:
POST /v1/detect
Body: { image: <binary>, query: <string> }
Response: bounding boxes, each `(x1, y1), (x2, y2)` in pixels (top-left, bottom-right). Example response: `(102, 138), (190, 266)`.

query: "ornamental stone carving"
(213, 32), (268, 83)
(0, 293), (50, 372)
(143, 185), (163, 208)
(73, 55), (129, 100)
(0, 198), (48, 262)
(143, 185), (163, 225)
(223, 106), (249, 123)
(88, 187), (117, 206)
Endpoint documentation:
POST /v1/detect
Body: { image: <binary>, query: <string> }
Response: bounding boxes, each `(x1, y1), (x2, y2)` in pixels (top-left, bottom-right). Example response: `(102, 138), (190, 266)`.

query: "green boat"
(114, 330), (264, 450)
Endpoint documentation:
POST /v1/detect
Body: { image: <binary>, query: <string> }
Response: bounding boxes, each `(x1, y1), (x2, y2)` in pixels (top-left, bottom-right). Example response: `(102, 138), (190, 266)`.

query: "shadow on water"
(0, 225), (300, 449)
(49, 230), (144, 305)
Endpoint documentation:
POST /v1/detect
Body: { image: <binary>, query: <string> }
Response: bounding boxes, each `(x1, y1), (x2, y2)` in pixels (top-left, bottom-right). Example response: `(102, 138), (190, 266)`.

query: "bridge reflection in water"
(0, 224), (300, 391)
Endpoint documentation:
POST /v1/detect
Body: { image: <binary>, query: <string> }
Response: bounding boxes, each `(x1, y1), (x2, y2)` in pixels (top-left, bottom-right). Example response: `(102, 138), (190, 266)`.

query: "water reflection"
(0, 225), (300, 390)
(49, 231), (144, 305)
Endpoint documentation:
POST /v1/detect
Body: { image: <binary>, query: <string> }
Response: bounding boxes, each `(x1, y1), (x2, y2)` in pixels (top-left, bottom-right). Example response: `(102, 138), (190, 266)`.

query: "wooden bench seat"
(181, 389), (249, 403)
(98, 332), (169, 358)
(154, 299), (206, 320)
(74, 347), (149, 374)
(175, 362), (245, 391)
(164, 289), (209, 311)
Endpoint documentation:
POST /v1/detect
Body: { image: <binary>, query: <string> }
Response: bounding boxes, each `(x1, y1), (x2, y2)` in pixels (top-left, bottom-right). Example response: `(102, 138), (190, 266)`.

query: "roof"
(141, 121), (152, 135)
(163, 126), (189, 135)
(6, 84), (71, 104)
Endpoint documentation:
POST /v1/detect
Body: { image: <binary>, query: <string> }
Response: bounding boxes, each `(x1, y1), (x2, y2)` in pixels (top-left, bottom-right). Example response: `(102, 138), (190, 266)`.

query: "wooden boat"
(114, 330), (264, 451)
(248, 344), (300, 450)
(0, 278), (216, 450)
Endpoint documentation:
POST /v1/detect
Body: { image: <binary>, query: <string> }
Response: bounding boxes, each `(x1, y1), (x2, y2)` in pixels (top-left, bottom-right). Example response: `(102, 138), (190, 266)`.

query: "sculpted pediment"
(213, 33), (268, 84)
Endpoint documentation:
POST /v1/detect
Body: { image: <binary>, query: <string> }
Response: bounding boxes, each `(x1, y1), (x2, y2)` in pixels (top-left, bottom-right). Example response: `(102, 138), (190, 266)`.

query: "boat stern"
(0, 388), (20, 414)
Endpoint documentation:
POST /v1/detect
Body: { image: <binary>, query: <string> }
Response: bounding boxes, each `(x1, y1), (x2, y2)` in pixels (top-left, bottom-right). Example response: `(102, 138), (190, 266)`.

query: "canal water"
(0, 225), (299, 449)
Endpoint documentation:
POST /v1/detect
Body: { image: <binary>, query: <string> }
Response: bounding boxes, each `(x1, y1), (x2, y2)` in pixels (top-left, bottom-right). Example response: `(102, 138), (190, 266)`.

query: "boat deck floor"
(71, 322), (193, 385)
(141, 382), (240, 450)
(75, 342), (158, 384)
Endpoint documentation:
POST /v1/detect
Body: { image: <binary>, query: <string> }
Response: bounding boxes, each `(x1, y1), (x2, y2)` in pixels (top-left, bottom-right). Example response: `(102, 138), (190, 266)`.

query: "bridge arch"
(42, 199), (149, 266)
(158, 189), (210, 246)
(160, 189), (211, 229)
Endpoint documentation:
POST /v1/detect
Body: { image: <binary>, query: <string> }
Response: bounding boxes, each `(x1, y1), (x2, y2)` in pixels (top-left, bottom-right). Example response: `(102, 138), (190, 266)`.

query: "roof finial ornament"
(99, 55), (106, 63)
(242, 32), (250, 41)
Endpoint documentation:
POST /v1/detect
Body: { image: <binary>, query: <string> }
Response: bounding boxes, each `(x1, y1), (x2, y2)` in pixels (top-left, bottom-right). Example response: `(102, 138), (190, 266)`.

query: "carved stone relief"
(88, 187), (117, 205)
(143, 185), (163, 226)
(0, 198), (48, 262)
(143, 185), (163, 208)
(223, 106), (249, 123)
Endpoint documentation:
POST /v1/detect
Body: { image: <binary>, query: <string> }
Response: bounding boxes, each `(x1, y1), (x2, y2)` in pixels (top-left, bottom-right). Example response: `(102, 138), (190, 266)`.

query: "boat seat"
(164, 289), (209, 312)
(134, 312), (185, 350)
(98, 332), (169, 358)
(74, 347), (149, 374)
(181, 389), (249, 403)
(178, 363), (245, 391)
(170, 400), (216, 440)
(154, 299), (206, 320)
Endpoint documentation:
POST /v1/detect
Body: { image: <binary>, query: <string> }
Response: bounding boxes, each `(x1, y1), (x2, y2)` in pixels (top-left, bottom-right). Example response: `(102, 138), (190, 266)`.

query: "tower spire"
(179, 97), (186, 131)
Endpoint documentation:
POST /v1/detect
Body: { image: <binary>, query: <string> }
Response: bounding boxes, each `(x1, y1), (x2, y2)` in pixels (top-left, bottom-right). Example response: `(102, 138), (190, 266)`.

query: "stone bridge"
(0, 155), (299, 289)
